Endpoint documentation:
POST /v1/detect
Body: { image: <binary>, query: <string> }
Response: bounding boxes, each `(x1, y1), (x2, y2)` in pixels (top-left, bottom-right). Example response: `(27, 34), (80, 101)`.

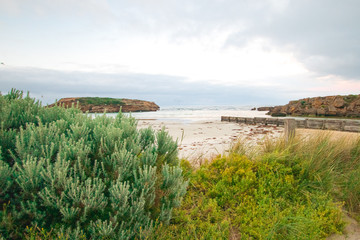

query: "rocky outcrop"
(267, 94), (360, 117)
(257, 107), (274, 111)
(48, 97), (160, 113)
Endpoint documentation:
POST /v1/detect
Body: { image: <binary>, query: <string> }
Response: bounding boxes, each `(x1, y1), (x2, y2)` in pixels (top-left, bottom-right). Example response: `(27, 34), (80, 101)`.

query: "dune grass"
(262, 132), (360, 219)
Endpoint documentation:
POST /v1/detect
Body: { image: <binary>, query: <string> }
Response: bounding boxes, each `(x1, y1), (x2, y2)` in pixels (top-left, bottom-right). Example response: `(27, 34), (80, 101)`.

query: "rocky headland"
(264, 94), (360, 117)
(48, 97), (160, 113)
(257, 106), (274, 112)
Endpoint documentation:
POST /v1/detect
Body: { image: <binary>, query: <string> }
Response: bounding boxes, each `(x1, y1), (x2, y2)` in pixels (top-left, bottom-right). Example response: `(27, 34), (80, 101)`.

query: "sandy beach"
(137, 120), (284, 162)
(138, 119), (360, 164)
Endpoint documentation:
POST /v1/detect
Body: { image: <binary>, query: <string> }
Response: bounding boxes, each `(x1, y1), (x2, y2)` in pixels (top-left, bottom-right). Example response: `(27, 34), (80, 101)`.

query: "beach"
(130, 106), (360, 164)
(137, 117), (360, 165)
(137, 119), (284, 162)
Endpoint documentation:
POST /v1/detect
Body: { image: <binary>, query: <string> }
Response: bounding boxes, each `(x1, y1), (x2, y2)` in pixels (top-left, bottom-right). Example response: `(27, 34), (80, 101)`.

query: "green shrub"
(0, 89), (82, 165)
(300, 100), (306, 108)
(343, 94), (358, 105)
(0, 89), (187, 239)
(152, 153), (344, 239)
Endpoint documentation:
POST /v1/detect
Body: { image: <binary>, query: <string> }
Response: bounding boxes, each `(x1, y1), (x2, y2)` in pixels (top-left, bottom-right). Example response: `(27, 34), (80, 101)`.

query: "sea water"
(98, 106), (269, 123)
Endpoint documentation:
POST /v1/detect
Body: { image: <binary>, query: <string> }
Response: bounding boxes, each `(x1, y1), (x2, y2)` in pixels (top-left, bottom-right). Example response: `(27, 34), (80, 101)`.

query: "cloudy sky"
(0, 0), (359, 107)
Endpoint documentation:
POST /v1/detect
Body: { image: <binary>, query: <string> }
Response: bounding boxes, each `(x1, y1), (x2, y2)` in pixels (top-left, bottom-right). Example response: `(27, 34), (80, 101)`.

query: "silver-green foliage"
(0, 149), (13, 195)
(0, 89), (188, 239)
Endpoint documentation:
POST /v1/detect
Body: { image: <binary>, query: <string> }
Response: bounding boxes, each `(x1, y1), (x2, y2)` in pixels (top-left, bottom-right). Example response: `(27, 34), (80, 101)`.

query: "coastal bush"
(0, 89), (82, 165)
(0, 89), (187, 239)
(151, 132), (360, 239)
(152, 153), (344, 239)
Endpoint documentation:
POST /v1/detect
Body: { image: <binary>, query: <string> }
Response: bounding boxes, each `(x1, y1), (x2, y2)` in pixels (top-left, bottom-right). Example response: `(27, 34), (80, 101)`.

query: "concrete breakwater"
(221, 116), (360, 132)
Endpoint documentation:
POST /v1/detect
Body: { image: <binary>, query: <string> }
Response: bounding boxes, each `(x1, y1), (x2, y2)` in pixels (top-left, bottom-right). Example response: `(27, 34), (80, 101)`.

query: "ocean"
(100, 106), (269, 123)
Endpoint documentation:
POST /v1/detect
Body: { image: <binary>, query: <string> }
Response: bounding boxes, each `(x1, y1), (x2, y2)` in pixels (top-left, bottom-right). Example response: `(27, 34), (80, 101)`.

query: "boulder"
(333, 97), (345, 108)
(316, 108), (326, 116)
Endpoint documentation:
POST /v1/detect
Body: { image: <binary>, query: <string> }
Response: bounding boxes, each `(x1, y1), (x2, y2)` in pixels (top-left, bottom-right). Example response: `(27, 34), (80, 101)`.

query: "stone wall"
(221, 116), (360, 132)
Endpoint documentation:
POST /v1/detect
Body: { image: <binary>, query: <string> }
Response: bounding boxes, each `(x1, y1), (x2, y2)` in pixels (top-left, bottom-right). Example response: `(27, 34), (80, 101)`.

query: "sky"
(0, 0), (360, 107)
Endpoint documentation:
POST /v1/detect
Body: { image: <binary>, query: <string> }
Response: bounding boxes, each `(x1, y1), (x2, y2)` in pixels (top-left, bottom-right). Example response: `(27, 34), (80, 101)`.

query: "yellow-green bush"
(153, 153), (344, 239)
(154, 132), (360, 239)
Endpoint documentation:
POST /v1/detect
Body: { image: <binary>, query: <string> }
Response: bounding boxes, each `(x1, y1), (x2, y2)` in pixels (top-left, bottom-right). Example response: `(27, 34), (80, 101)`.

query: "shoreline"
(137, 119), (284, 163)
(138, 119), (360, 164)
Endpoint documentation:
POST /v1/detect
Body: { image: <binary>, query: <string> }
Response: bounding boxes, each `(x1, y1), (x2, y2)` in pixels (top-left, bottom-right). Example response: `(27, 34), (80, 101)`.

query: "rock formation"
(48, 97), (160, 113)
(257, 107), (274, 111)
(267, 94), (360, 117)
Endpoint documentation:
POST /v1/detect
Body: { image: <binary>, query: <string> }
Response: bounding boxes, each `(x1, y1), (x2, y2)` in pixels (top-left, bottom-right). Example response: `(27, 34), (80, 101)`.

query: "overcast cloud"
(0, 0), (359, 106)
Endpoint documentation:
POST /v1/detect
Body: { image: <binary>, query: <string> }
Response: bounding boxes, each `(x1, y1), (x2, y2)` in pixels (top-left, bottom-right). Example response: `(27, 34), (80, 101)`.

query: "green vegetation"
(0, 89), (187, 239)
(343, 94), (358, 105)
(152, 135), (353, 239)
(262, 134), (360, 221)
(300, 100), (306, 106)
(2, 89), (360, 239)
(271, 112), (287, 117)
(156, 133), (360, 239)
(77, 97), (125, 106)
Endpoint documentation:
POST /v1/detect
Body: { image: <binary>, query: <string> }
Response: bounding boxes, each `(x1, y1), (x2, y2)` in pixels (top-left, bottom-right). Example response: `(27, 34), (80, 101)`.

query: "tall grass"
(260, 132), (360, 220)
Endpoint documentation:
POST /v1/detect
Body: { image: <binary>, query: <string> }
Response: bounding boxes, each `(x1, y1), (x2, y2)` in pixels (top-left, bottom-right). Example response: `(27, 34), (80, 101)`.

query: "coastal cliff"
(48, 97), (160, 113)
(267, 94), (360, 117)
